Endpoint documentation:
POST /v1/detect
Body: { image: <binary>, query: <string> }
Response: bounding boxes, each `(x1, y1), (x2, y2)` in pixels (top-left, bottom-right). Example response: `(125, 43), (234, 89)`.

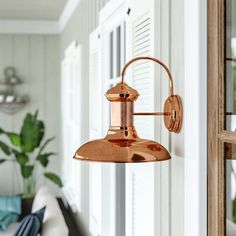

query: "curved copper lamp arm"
(119, 56), (182, 133)
(121, 56), (174, 96)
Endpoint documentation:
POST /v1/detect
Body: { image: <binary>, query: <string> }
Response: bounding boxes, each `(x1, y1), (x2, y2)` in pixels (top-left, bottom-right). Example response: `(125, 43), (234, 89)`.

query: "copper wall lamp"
(74, 56), (183, 163)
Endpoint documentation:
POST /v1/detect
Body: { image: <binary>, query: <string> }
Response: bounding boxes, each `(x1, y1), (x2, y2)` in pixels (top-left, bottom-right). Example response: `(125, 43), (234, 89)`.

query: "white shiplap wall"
(0, 34), (61, 195)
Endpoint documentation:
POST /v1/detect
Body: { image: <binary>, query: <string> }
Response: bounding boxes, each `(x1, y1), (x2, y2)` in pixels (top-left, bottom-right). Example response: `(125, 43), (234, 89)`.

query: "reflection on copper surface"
(108, 139), (135, 147)
(131, 154), (146, 162)
(110, 101), (133, 127)
(147, 144), (162, 152)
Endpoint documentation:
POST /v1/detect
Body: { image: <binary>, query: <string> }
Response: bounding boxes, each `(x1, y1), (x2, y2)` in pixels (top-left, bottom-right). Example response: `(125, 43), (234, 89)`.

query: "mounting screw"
(171, 110), (176, 120)
(127, 8), (131, 15)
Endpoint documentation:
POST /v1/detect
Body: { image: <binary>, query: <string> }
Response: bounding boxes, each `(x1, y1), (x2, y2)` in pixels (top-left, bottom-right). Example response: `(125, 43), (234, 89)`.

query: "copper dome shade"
(73, 56), (182, 163)
(74, 126), (171, 163)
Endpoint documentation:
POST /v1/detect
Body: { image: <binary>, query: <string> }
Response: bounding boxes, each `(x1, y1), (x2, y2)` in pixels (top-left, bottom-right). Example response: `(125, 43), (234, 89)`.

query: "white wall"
(0, 34), (61, 195)
(184, 0), (207, 235)
(170, 0), (185, 235)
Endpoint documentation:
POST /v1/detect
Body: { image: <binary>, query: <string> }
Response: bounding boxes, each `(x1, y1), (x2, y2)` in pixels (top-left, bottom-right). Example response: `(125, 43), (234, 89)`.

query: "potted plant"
(0, 110), (63, 198)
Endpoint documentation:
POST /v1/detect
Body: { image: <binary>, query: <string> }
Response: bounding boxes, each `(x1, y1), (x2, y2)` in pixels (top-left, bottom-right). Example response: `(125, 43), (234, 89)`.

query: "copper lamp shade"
(74, 56), (183, 163)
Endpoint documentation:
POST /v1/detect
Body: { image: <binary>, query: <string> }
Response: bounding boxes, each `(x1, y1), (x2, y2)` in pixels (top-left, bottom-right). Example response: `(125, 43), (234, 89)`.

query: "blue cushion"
(0, 196), (21, 215)
(13, 206), (45, 236)
(0, 212), (18, 231)
(0, 196), (21, 231)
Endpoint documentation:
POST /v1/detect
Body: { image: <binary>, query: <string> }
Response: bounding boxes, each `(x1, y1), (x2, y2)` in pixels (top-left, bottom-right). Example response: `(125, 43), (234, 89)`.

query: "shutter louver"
(133, 14), (154, 139)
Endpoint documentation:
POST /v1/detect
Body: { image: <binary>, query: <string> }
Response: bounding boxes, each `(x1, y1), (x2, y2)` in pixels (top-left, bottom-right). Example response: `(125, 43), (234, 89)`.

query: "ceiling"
(0, 0), (68, 21)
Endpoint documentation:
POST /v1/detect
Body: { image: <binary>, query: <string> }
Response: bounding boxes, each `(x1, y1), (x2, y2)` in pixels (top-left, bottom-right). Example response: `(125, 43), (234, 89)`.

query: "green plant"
(0, 110), (63, 198)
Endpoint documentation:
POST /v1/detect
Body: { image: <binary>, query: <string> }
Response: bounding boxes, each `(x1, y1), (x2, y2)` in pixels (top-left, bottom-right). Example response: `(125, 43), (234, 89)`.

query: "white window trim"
(184, 0), (207, 236)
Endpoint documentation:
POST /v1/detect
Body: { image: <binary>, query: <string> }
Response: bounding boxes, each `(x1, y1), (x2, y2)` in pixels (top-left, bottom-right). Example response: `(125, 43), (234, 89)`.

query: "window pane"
(225, 143), (236, 235)
(116, 25), (121, 77)
(124, 21), (126, 65)
(225, 0), (236, 131)
(110, 31), (114, 79)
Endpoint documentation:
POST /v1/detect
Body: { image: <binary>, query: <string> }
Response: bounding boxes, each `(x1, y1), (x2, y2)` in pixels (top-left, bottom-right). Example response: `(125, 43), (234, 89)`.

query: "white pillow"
(32, 186), (69, 236)
(32, 186), (54, 212)
(40, 197), (68, 236)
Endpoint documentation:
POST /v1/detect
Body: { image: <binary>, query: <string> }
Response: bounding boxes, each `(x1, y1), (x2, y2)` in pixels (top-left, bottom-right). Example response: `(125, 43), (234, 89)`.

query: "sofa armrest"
(57, 199), (81, 236)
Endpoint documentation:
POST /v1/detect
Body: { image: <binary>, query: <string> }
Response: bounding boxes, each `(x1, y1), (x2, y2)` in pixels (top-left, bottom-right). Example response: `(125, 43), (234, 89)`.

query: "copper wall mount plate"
(164, 95), (182, 133)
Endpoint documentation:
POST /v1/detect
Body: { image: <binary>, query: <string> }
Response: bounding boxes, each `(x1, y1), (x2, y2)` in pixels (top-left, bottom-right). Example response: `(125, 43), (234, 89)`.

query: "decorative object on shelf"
(0, 110), (63, 198)
(4, 67), (21, 84)
(0, 66), (29, 115)
(74, 56), (183, 163)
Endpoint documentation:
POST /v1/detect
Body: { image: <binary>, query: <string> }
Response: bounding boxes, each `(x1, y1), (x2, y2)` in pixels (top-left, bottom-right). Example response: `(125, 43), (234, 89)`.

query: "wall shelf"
(0, 66), (29, 114)
(0, 100), (28, 115)
(0, 80), (22, 85)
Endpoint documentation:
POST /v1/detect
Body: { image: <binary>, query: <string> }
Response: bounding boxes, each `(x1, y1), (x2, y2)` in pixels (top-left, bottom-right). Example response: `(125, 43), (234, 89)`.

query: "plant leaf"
(0, 128), (21, 147)
(0, 140), (11, 155)
(44, 172), (63, 188)
(37, 152), (55, 167)
(38, 137), (55, 154)
(15, 153), (29, 165)
(0, 159), (6, 164)
(21, 165), (34, 179)
(37, 154), (49, 167)
(6, 132), (21, 146)
(20, 111), (45, 153)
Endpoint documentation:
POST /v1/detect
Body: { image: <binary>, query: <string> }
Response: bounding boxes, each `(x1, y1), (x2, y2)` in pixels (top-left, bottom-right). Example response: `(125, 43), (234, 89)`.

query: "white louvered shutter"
(125, 1), (157, 236)
(89, 28), (103, 236)
(61, 42), (82, 213)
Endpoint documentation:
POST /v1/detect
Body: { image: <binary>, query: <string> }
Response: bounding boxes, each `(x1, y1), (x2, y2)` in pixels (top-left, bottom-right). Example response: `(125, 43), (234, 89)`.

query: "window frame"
(208, 0), (226, 235)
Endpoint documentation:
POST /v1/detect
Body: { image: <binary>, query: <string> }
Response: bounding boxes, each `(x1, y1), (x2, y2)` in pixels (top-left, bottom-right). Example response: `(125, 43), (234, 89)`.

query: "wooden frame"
(208, 0), (225, 235)
(207, 0), (236, 235)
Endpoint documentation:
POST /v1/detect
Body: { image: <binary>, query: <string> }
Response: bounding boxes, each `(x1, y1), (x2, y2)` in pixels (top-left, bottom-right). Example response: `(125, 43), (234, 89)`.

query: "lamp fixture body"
(74, 57), (183, 163)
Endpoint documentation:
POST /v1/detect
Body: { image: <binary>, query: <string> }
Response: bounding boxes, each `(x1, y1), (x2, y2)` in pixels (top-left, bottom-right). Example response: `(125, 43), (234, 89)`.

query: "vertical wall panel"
(0, 35), (14, 195)
(28, 36), (45, 116)
(44, 36), (61, 194)
(11, 35), (30, 194)
(0, 35), (13, 131)
(12, 35), (30, 128)
(0, 35), (20, 195)
(158, 0), (171, 235)
(28, 35), (46, 189)
(170, 0), (185, 235)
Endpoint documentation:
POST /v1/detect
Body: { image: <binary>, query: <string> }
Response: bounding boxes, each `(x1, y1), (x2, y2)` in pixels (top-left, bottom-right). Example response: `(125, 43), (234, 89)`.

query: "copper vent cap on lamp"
(105, 82), (139, 102)
(74, 56), (183, 163)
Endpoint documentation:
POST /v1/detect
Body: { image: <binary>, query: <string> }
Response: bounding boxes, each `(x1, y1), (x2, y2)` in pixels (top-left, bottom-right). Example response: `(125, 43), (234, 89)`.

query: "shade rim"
(73, 138), (171, 163)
